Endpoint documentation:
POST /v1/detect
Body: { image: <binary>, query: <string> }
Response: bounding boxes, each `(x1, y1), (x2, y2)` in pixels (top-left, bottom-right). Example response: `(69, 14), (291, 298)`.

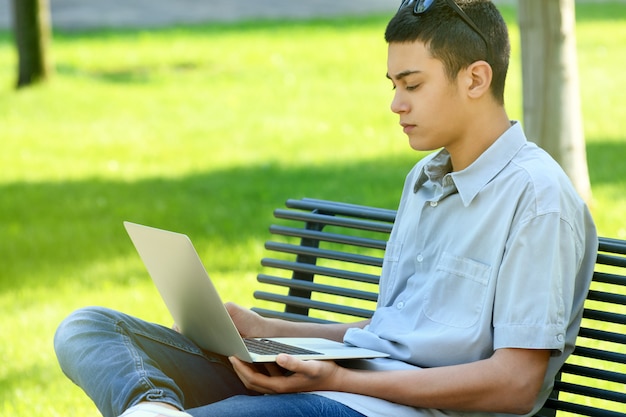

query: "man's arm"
(230, 347), (551, 415)
(337, 347), (550, 414)
(225, 302), (370, 342)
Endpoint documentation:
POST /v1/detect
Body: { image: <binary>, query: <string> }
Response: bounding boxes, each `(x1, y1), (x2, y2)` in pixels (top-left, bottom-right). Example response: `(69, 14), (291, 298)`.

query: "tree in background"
(12, 0), (53, 88)
(518, 0), (592, 204)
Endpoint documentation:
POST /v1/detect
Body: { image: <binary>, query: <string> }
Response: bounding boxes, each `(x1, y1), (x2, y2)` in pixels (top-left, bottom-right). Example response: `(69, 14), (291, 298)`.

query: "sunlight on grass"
(1, 4), (625, 416)
(1, 19), (401, 184)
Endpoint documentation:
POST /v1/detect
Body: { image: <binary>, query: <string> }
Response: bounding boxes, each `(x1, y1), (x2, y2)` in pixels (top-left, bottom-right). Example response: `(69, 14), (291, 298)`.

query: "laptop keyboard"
(244, 338), (323, 356)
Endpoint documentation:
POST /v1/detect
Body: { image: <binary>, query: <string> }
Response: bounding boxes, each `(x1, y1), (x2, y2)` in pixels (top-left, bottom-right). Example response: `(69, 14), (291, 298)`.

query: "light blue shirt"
(315, 122), (598, 417)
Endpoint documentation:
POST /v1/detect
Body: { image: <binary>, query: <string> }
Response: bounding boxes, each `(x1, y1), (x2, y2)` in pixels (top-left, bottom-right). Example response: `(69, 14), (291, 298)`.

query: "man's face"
(387, 41), (466, 152)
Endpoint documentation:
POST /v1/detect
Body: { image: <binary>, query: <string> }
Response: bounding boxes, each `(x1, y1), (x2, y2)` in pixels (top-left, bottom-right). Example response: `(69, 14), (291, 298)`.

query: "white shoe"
(119, 403), (193, 417)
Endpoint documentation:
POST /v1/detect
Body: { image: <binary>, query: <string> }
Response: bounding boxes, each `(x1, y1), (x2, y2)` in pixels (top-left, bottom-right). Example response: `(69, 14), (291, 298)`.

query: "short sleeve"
(493, 212), (579, 353)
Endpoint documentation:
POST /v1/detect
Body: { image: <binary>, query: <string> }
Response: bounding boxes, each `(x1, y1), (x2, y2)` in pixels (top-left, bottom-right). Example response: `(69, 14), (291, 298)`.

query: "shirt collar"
(414, 122), (527, 206)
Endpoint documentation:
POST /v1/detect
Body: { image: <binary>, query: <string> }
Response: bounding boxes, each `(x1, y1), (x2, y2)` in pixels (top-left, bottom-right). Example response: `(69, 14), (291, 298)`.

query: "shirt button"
(556, 334), (564, 343)
(396, 301), (405, 309)
(430, 201), (438, 207)
(416, 254), (424, 263)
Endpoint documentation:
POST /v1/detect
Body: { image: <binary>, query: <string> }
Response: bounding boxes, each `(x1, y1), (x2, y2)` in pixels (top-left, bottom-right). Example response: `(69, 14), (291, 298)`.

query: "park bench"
(251, 198), (626, 417)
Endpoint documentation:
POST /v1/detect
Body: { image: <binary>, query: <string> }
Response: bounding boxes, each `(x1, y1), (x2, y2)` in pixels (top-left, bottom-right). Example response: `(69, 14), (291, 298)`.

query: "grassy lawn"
(1, 3), (625, 416)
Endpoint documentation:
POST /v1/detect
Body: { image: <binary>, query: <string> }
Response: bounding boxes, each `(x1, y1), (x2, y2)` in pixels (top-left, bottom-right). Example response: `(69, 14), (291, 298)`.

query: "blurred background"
(1, 1), (624, 416)
(0, 0), (398, 29)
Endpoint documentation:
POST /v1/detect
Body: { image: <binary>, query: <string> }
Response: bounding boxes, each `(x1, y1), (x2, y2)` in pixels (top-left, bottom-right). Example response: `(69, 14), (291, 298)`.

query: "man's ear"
(463, 60), (493, 99)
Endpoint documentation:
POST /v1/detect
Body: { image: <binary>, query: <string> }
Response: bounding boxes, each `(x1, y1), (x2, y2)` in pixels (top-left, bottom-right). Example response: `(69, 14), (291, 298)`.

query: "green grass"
(1, 3), (625, 416)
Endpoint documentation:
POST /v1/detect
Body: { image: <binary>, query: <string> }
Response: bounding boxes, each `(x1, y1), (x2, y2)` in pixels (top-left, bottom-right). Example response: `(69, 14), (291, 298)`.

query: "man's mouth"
(400, 122), (415, 134)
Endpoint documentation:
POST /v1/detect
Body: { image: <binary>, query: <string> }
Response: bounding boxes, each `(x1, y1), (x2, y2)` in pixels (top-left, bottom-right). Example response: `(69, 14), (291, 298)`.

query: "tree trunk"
(12, 0), (53, 88)
(518, 0), (592, 204)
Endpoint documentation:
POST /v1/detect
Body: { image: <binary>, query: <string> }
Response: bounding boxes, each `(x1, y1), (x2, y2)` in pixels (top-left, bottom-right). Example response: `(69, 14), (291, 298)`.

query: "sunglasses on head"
(398, 0), (491, 62)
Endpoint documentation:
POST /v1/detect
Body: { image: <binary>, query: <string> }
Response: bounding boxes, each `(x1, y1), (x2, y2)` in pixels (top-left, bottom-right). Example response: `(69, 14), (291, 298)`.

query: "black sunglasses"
(398, 0), (491, 62)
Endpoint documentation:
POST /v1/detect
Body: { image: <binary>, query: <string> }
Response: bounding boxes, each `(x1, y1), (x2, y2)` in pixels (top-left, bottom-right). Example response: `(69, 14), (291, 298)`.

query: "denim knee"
(54, 306), (118, 376)
(55, 306), (194, 416)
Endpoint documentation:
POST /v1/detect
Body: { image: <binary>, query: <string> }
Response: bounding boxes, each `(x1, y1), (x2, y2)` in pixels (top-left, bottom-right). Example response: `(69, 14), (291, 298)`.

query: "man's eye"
(406, 84), (421, 91)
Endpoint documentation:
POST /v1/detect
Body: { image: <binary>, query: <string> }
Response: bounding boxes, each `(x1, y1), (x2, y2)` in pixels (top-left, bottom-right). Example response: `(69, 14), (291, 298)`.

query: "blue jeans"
(54, 306), (365, 417)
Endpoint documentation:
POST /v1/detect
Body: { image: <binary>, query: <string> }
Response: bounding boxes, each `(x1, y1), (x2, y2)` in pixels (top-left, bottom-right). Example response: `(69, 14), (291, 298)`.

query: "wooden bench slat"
(543, 398), (625, 417)
(578, 327), (626, 345)
(561, 363), (626, 385)
(586, 289), (626, 306)
(252, 292), (375, 319)
(555, 380), (626, 405)
(273, 209), (393, 234)
(596, 254), (626, 269)
(583, 308), (626, 326)
(599, 237), (626, 255)
(260, 259), (380, 285)
(250, 308), (331, 324)
(256, 274), (378, 302)
(287, 198), (397, 222)
(573, 346), (626, 365)
(592, 271), (626, 286)
(264, 241), (383, 267)
(269, 225), (387, 250)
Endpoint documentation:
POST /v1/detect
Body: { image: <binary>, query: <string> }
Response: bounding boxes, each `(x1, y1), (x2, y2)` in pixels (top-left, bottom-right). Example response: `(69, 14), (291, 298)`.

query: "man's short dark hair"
(385, 0), (510, 104)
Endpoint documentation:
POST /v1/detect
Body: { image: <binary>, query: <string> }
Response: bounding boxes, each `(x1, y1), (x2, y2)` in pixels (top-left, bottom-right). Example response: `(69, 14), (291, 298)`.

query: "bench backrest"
(541, 237), (626, 417)
(252, 198), (625, 416)
(253, 198), (392, 323)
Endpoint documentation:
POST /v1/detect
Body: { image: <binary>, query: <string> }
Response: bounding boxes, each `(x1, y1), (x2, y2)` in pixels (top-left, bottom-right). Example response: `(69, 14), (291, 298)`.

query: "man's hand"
(225, 302), (370, 342)
(224, 302), (269, 338)
(172, 303), (270, 337)
(229, 354), (344, 394)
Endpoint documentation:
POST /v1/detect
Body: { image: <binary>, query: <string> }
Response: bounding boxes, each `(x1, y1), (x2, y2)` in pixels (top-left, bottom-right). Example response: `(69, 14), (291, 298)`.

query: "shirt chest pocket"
(423, 252), (492, 328)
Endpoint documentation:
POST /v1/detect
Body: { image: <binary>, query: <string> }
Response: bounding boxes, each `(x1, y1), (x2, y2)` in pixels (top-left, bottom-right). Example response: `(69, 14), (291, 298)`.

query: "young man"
(54, 1), (597, 417)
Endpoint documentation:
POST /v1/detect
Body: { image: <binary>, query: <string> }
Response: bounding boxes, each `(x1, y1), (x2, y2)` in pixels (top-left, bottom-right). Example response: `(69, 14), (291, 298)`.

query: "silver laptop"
(123, 221), (389, 363)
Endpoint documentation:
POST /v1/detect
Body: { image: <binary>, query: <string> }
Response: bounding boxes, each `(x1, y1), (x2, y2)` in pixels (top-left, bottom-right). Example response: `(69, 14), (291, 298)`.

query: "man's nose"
(390, 91), (408, 114)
